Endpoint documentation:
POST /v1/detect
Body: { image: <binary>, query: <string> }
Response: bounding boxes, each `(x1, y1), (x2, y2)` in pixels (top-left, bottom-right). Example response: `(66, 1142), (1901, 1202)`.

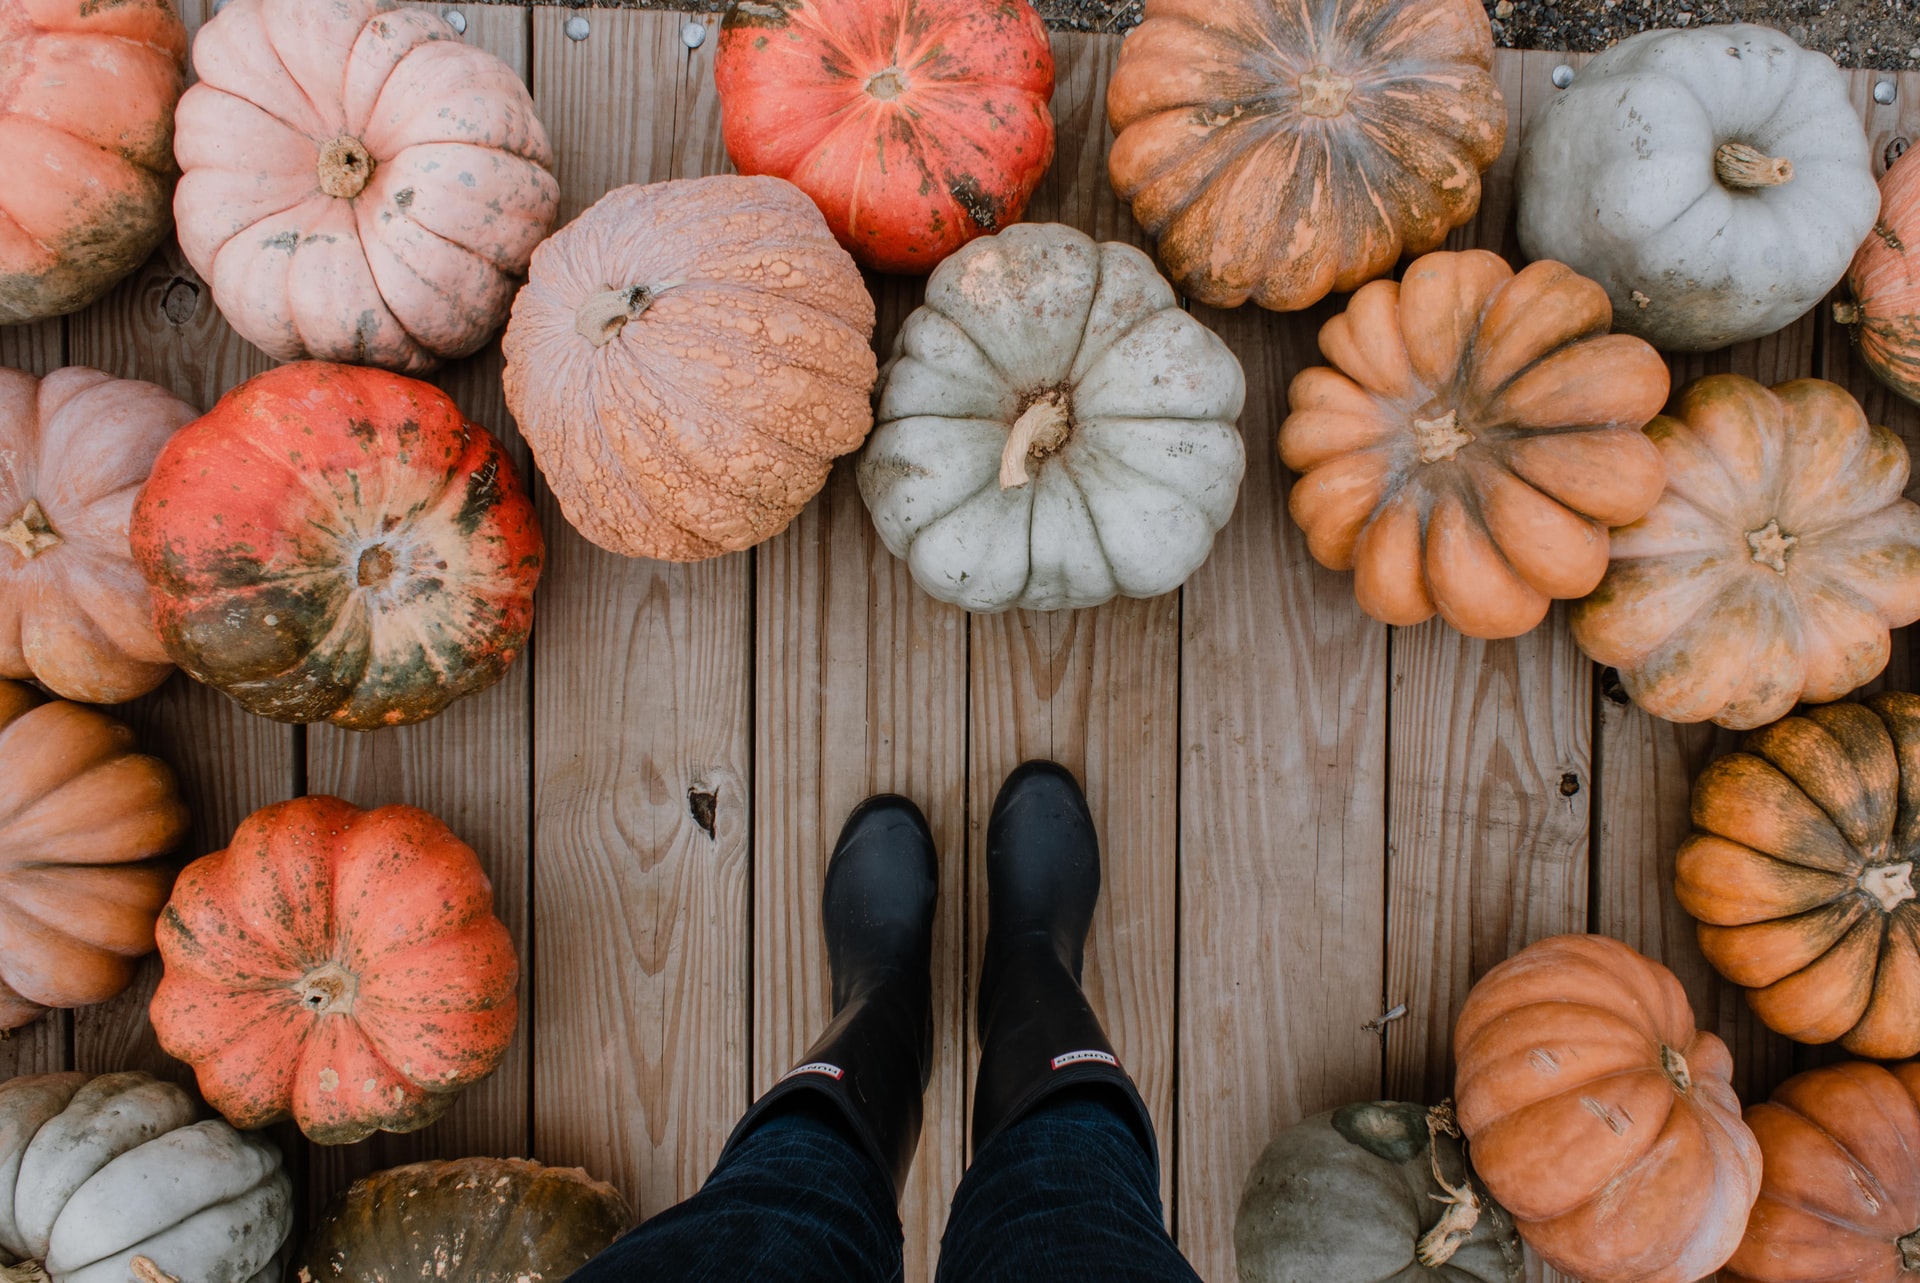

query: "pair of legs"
(573, 762), (1201, 1281)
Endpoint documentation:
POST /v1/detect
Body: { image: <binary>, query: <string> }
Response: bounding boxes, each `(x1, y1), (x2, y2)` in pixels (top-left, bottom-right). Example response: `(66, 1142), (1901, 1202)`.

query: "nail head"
(441, 8), (466, 34)
(1875, 80), (1898, 105)
(565, 15), (591, 41)
(682, 20), (707, 49)
(1551, 63), (1575, 89)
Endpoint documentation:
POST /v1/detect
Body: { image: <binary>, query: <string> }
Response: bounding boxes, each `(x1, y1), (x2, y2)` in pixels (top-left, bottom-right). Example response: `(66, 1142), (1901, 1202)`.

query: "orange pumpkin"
(1726, 1061), (1920, 1283)
(1836, 150), (1920, 408)
(1571, 376), (1920, 730)
(1454, 934), (1762, 1283)
(0, 0), (188, 323)
(1676, 694), (1920, 1059)
(150, 796), (519, 1144)
(1277, 250), (1669, 639)
(1106, 0), (1507, 311)
(0, 679), (187, 1031)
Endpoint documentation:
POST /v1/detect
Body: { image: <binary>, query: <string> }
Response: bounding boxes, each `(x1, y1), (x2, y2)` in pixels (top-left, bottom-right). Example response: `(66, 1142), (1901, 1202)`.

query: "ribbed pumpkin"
(1725, 1061), (1920, 1283)
(294, 1158), (632, 1282)
(1836, 150), (1920, 408)
(502, 175), (878, 561)
(0, 367), (196, 704)
(1278, 250), (1669, 639)
(1454, 934), (1762, 1283)
(1676, 695), (1920, 1059)
(1106, 0), (1506, 311)
(1571, 376), (1920, 730)
(150, 796), (520, 1145)
(0, 0), (188, 323)
(715, 0), (1055, 274)
(129, 362), (543, 730)
(173, 0), (559, 372)
(0, 679), (187, 1033)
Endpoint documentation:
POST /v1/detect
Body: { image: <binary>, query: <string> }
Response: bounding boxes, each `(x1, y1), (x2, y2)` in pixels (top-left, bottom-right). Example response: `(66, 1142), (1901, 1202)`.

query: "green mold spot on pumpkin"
(454, 455), (503, 536)
(1330, 1100), (1431, 1164)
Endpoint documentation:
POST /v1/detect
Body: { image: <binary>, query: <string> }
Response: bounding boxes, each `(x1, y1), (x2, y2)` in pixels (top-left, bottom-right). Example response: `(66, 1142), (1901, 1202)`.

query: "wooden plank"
(528, 7), (753, 1221)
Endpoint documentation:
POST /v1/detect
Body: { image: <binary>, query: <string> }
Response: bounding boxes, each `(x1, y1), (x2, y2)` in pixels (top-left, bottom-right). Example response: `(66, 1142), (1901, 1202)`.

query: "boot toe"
(825, 795), (938, 942)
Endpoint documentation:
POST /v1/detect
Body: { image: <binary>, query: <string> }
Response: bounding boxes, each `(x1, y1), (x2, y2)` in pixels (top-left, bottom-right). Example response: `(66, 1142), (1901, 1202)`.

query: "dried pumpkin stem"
(1413, 409), (1473, 464)
(0, 1262), (51, 1283)
(1715, 141), (1794, 190)
(318, 135), (376, 200)
(1, 500), (60, 560)
(1863, 861), (1918, 912)
(999, 394), (1073, 489)
(1834, 300), (1864, 326)
(1746, 519), (1797, 574)
(130, 1259), (180, 1283)
(1415, 1101), (1481, 1268)
(1660, 1044), (1692, 1093)
(1900, 1228), (1920, 1271)
(298, 961), (358, 1017)
(1296, 63), (1355, 118)
(577, 285), (657, 348)
(866, 66), (907, 100)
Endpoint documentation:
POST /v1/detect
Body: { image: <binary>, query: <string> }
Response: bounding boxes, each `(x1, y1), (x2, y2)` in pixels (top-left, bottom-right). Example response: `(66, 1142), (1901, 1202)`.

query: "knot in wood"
(1297, 64), (1356, 118)
(1413, 409), (1473, 464)
(1, 500), (60, 560)
(1862, 861), (1918, 913)
(1715, 141), (1794, 190)
(1000, 392), (1074, 489)
(318, 135), (376, 199)
(1746, 518), (1797, 573)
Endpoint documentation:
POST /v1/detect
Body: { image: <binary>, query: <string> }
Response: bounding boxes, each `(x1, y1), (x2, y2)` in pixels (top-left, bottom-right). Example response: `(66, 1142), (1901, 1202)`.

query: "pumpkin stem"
(318, 136), (377, 200)
(1296, 63), (1355, 118)
(866, 67), (907, 100)
(1899, 1228), (1920, 1270)
(1863, 862), (1918, 913)
(297, 961), (358, 1017)
(1413, 410), (1473, 464)
(0, 500), (60, 560)
(1716, 141), (1794, 190)
(577, 286), (657, 348)
(1834, 300), (1864, 326)
(1746, 519), (1797, 574)
(1660, 1044), (1692, 1093)
(999, 393), (1074, 489)
(1415, 1100), (1482, 1268)
(0, 1262), (51, 1283)
(357, 543), (396, 589)
(130, 1259), (179, 1283)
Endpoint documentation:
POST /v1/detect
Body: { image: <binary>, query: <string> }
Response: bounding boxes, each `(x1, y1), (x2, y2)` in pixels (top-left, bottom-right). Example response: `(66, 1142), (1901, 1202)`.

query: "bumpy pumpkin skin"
(0, 680), (187, 1033)
(715, 0), (1055, 274)
(1454, 934), (1762, 1283)
(1279, 251), (1669, 639)
(295, 1158), (632, 1282)
(1106, 0), (1506, 312)
(1571, 376), (1920, 730)
(1235, 1101), (1522, 1283)
(173, 0), (559, 373)
(502, 175), (878, 561)
(0, 366), (196, 703)
(1675, 695), (1920, 1058)
(150, 796), (520, 1146)
(129, 362), (543, 730)
(1838, 151), (1920, 408)
(0, 0), (187, 323)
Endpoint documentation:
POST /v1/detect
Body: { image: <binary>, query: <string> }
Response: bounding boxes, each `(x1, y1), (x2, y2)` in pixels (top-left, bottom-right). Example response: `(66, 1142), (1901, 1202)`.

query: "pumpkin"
(1105, 0), (1506, 312)
(172, 0), (559, 373)
(1570, 375), (1920, 730)
(293, 1157), (632, 1282)
(0, 0), (187, 323)
(0, 679), (187, 1032)
(128, 361), (543, 730)
(1453, 934), (1762, 1283)
(0, 1071), (292, 1283)
(1836, 151), (1920, 409)
(858, 222), (1246, 612)
(0, 367), (197, 703)
(1675, 694), (1920, 1059)
(714, 0), (1055, 274)
(1278, 250), (1670, 640)
(1516, 23), (1880, 352)
(150, 795), (519, 1145)
(501, 175), (878, 561)
(1724, 1061), (1920, 1283)
(1234, 1101), (1521, 1283)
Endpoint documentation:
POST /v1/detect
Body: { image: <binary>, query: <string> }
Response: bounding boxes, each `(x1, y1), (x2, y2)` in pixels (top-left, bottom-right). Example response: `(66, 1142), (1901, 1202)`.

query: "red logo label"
(1051, 1050), (1118, 1071)
(782, 1061), (845, 1081)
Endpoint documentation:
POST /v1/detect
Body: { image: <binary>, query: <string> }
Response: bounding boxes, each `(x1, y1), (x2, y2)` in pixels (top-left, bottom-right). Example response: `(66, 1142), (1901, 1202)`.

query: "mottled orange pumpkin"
(1278, 251), (1669, 639)
(1106, 0), (1507, 311)
(1837, 149), (1920, 408)
(150, 796), (519, 1145)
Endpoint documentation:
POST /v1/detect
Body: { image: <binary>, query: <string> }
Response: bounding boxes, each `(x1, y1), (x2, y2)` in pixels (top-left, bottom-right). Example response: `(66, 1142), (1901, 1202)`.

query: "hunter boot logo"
(781, 1061), (847, 1081)
(1050, 1050), (1118, 1070)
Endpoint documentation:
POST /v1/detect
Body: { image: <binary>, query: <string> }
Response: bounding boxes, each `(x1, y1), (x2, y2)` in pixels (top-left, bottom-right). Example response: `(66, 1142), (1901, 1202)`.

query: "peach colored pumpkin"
(172, 0), (559, 373)
(1836, 149), (1920, 408)
(1571, 375), (1920, 730)
(0, 0), (187, 323)
(502, 175), (878, 562)
(1278, 250), (1669, 639)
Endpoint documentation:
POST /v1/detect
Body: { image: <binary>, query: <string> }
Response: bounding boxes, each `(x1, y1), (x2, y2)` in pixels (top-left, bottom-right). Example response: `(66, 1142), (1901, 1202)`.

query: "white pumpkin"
(1516, 23), (1879, 352)
(0, 1073), (291, 1283)
(859, 223), (1247, 612)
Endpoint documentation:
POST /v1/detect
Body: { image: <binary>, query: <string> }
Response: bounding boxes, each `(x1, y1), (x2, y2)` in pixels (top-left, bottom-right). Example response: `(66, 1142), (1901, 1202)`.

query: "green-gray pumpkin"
(1235, 1101), (1520, 1283)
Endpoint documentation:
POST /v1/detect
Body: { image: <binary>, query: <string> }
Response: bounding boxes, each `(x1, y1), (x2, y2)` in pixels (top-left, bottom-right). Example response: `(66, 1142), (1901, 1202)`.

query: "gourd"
(149, 795), (521, 1145)
(1235, 1101), (1521, 1283)
(0, 0), (188, 323)
(129, 361), (543, 730)
(714, 0), (1055, 273)
(0, 1071), (292, 1283)
(1570, 375), (1920, 730)
(0, 367), (197, 703)
(293, 1157), (632, 1281)
(172, 0), (560, 373)
(0, 680), (187, 1032)
(859, 222), (1246, 612)
(1517, 23), (1879, 351)
(1453, 934), (1762, 1283)
(1106, 0), (1506, 312)
(502, 175), (877, 561)
(1279, 250), (1669, 639)
(1835, 151), (1920, 408)
(1676, 694), (1920, 1059)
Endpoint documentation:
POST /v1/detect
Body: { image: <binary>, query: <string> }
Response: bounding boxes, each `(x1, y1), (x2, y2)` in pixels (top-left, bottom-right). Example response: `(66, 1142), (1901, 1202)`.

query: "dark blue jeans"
(573, 1093), (1201, 1281)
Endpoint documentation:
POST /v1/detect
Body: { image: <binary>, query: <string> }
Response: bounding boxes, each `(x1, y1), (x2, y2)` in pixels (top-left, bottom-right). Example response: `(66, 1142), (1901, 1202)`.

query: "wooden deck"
(4, 7), (1920, 1278)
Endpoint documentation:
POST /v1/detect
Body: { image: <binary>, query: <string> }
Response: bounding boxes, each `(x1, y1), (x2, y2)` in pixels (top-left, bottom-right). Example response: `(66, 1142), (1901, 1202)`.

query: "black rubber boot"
(971, 761), (1157, 1165)
(718, 795), (938, 1201)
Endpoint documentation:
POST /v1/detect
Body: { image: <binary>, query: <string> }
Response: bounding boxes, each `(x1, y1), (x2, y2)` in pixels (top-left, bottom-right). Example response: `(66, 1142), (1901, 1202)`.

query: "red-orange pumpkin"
(150, 795), (519, 1145)
(714, 0), (1055, 273)
(1837, 149), (1920, 408)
